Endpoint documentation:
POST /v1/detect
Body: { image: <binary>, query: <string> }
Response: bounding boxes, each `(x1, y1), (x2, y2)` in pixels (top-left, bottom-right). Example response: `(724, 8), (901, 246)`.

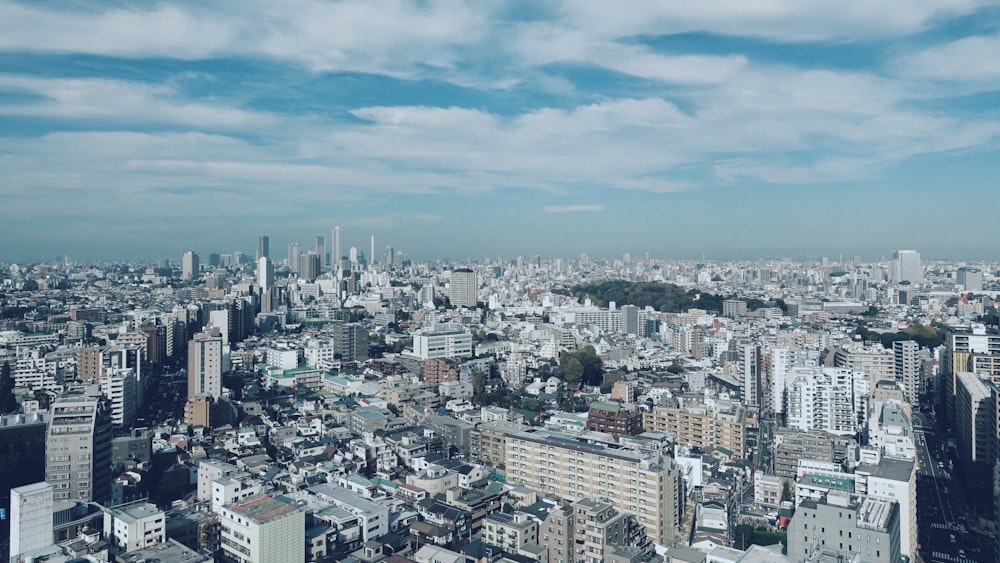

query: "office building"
(956, 266), (983, 291)
(300, 252), (320, 282)
(942, 324), (1000, 421)
(411, 330), (473, 360)
(736, 341), (761, 408)
(188, 333), (223, 400)
(9, 482), (54, 561)
(954, 371), (995, 479)
(621, 304), (640, 336)
(858, 458), (918, 562)
(182, 251), (199, 282)
(332, 322), (369, 362)
(892, 250), (921, 284)
(332, 225), (342, 273)
(505, 428), (682, 545)
(287, 243), (300, 275)
(257, 257), (273, 293)
(315, 235), (326, 270)
(217, 495), (304, 563)
(787, 493), (900, 563)
(893, 340), (921, 407)
(449, 268), (478, 308)
(45, 388), (113, 503)
(256, 235), (269, 261)
(1, 413), (48, 562)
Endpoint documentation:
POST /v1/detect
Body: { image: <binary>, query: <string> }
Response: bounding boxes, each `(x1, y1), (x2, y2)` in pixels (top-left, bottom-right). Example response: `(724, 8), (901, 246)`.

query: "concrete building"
(893, 340), (921, 407)
(217, 495), (304, 563)
(482, 511), (537, 555)
(9, 482), (54, 562)
(892, 250), (921, 284)
(182, 251), (199, 282)
(643, 402), (746, 460)
(256, 235), (269, 261)
(188, 333), (223, 399)
(787, 492), (900, 563)
(540, 498), (654, 563)
(785, 368), (868, 436)
(0, 412), (48, 561)
(857, 458), (917, 562)
(45, 388), (113, 503)
(411, 330), (473, 360)
(954, 371), (995, 484)
(505, 428), (682, 545)
(957, 266), (983, 291)
(773, 431), (835, 478)
(449, 268), (477, 308)
(103, 502), (166, 553)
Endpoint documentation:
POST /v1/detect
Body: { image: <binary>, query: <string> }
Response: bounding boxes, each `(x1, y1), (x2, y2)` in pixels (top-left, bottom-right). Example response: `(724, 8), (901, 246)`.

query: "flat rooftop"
(229, 495), (297, 522)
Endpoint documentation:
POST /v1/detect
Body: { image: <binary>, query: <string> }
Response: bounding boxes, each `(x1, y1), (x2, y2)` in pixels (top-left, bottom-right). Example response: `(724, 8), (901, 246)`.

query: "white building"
(410, 330), (473, 360)
(786, 367), (869, 436)
(9, 482), (54, 560)
(100, 368), (138, 427)
(103, 502), (165, 553)
(218, 495), (304, 563)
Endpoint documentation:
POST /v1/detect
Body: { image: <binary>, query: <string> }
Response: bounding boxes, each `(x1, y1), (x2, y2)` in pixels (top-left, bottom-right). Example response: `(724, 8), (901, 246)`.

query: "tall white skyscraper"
(332, 225), (342, 272)
(449, 268), (478, 308)
(288, 243), (300, 274)
(893, 250), (922, 283)
(370, 235), (375, 267)
(182, 251), (199, 282)
(257, 256), (274, 292)
(188, 333), (223, 399)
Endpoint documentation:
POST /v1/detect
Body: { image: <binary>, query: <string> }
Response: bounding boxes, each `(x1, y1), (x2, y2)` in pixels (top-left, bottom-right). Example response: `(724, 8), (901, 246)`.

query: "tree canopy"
(572, 280), (783, 314)
(559, 345), (603, 386)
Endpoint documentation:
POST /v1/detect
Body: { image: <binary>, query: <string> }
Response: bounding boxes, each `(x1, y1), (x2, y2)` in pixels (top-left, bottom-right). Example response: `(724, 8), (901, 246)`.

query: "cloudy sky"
(2, 1), (999, 263)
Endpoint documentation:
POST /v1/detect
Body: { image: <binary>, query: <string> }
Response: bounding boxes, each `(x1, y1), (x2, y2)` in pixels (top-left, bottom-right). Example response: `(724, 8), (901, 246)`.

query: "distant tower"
(182, 251), (199, 282)
(257, 235), (270, 261)
(315, 236), (326, 270)
(957, 267), (983, 291)
(257, 257), (274, 292)
(370, 235), (375, 267)
(188, 333), (223, 399)
(332, 226), (342, 273)
(450, 268), (478, 308)
(349, 247), (358, 268)
(46, 389), (113, 503)
(288, 243), (301, 275)
(892, 250), (922, 283)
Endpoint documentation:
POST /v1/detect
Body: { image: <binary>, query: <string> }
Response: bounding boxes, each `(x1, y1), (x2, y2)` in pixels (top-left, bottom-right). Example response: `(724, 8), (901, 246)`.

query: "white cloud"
(544, 205), (605, 213)
(896, 35), (1000, 83)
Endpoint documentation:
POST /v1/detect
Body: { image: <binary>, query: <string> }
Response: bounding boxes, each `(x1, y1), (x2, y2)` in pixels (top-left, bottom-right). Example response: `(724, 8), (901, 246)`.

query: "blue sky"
(1, 1), (999, 263)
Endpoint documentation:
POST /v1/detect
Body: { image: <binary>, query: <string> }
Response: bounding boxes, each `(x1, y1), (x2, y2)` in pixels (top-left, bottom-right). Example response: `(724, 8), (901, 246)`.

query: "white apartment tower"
(786, 367), (869, 436)
(257, 257), (274, 293)
(892, 250), (922, 284)
(188, 333), (223, 399)
(449, 268), (478, 308)
(893, 340), (921, 407)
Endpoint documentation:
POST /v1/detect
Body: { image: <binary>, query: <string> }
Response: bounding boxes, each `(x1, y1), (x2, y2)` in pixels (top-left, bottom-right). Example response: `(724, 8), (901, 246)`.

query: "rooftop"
(228, 495), (298, 523)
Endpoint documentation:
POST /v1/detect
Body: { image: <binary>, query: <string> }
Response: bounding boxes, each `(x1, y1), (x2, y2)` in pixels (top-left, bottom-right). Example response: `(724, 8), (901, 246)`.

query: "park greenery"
(572, 281), (785, 314)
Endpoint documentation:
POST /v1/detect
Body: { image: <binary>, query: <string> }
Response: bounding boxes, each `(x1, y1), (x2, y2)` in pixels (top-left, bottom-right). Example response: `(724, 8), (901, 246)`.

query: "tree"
(563, 357), (584, 384)
(780, 480), (793, 503)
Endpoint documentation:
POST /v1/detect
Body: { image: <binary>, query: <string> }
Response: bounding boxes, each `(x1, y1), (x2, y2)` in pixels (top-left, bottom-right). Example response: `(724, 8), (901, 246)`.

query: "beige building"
(218, 495), (304, 563)
(643, 401), (746, 459)
(506, 429), (681, 545)
(540, 498), (654, 563)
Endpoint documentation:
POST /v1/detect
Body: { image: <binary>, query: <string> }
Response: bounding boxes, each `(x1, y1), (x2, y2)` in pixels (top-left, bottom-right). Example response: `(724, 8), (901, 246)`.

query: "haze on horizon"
(1, 1), (999, 263)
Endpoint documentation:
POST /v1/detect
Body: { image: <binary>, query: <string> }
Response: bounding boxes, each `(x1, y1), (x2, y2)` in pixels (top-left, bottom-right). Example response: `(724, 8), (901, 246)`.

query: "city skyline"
(2, 1), (1000, 261)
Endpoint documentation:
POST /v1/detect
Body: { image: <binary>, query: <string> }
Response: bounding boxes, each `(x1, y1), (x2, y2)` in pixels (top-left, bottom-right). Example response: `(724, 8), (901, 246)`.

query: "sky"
(1, 1), (1000, 263)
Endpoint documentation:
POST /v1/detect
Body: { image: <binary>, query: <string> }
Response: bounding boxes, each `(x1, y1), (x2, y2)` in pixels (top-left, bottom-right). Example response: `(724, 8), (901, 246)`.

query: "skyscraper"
(182, 251), (199, 282)
(315, 236), (326, 270)
(257, 256), (273, 292)
(188, 333), (223, 399)
(449, 268), (477, 308)
(45, 388), (113, 503)
(256, 235), (269, 261)
(894, 340), (921, 406)
(288, 243), (300, 275)
(892, 250), (922, 283)
(332, 225), (342, 273)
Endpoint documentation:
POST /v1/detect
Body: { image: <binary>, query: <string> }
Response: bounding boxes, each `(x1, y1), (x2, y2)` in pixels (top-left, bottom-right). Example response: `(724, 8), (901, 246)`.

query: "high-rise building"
(449, 268), (477, 308)
(332, 225), (342, 273)
(737, 341), (761, 408)
(315, 236), (326, 270)
(188, 333), (223, 400)
(787, 493), (900, 563)
(621, 304), (639, 336)
(257, 257), (273, 292)
(892, 250), (922, 284)
(370, 235), (375, 267)
(300, 252), (320, 282)
(256, 235), (269, 261)
(786, 368), (869, 436)
(9, 482), (53, 561)
(217, 495), (304, 563)
(287, 243), (300, 274)
(45, 388), (113, 503)
(182, 251), (199, 282)
(893, 340), (921, 406)
(957, 267), (983, 291)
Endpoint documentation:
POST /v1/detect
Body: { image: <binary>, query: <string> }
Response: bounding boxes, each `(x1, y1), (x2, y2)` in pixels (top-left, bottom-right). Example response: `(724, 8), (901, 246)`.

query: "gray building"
(112, 428), (154, 469)
(45, 388), (113, 503)
(774, 430), (835, 478)
(787, 492), (900, 563)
